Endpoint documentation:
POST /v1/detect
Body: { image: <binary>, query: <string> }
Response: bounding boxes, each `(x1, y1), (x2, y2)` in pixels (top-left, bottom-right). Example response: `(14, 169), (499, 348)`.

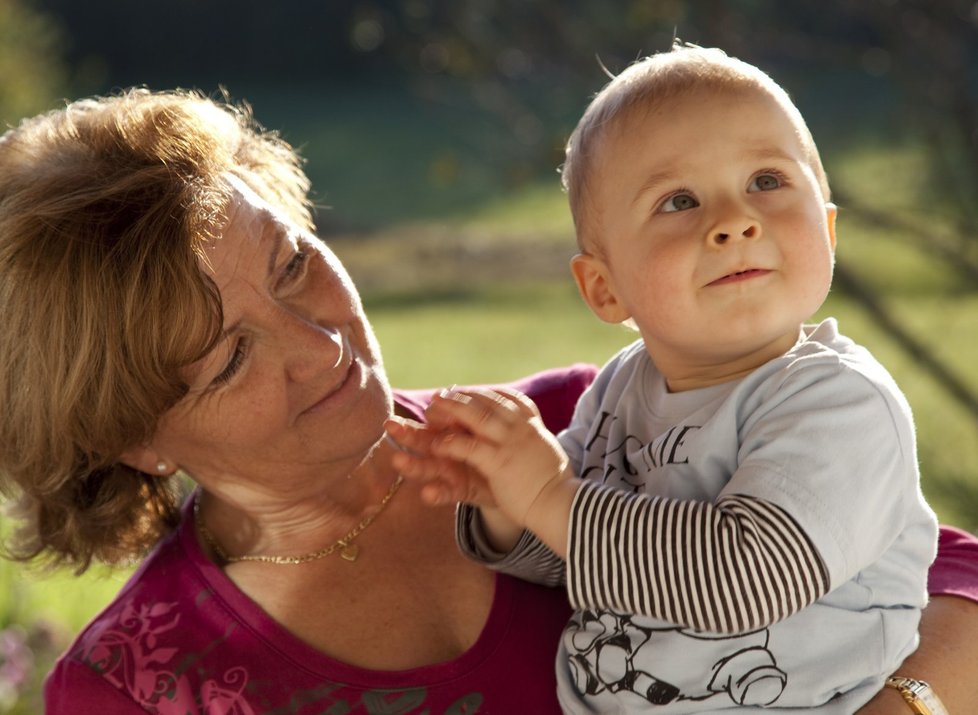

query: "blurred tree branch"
(851, 0), (978, 245)
(832, 186), (978, 285)
(833, 258), (978, 424)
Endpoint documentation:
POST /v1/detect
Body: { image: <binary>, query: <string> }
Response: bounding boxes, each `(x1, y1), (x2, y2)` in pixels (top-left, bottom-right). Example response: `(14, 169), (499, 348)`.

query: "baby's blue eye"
(661, 193), (699, 213)
(749, 173), (782, 192)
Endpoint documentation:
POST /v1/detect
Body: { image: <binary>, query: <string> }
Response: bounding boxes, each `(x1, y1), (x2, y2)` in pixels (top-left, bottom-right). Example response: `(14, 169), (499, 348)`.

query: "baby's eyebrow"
(741, 146), (797, 164)
(631, 168), (682, 206)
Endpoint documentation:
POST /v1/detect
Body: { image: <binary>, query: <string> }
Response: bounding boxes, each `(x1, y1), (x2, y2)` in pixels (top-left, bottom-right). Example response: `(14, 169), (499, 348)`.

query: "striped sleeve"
(456, 503), (566, 587)
(567, 481), (829, 634)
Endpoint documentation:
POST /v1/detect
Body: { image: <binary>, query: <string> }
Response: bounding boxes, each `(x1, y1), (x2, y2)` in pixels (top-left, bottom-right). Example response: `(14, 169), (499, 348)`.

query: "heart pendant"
(340, 543), (360, 562)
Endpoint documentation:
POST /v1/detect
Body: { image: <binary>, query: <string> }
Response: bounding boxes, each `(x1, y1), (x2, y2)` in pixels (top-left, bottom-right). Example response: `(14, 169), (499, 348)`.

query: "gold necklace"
(193, 475), (404, 565)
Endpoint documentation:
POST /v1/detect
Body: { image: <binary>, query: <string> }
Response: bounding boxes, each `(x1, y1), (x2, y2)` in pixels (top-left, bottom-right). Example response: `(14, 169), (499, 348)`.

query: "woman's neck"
(195, 432), (404, 564)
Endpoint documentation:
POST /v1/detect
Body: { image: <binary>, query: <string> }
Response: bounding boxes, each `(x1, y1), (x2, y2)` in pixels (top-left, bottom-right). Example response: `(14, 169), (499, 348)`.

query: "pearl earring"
(156, 461), (168, 474)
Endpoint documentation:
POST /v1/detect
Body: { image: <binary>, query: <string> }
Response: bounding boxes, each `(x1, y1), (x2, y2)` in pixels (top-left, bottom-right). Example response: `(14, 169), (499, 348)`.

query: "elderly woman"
(0, 90), (975, 715)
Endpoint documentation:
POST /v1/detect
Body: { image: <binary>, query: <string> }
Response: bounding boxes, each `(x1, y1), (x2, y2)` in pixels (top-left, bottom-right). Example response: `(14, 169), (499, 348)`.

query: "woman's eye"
(212, 339), (249, 386)
(282, 249), (309, 283)
(660, 192), (699, 213)
(749, 173), (783, 192)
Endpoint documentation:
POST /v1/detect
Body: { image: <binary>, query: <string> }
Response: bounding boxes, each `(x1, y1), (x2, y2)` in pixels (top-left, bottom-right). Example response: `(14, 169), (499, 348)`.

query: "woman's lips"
(301, 358), (359, 416)
(707, 268), (772, 286)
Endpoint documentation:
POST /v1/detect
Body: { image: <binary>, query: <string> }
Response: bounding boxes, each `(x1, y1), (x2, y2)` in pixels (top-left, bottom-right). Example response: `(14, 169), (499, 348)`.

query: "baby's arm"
(393, 387), (828, 635)
(388, 387), (581, 557)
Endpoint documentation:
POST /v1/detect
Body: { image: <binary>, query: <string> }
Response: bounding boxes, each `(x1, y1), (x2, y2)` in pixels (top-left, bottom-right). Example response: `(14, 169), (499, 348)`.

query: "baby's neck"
(660, 326), (805, 393)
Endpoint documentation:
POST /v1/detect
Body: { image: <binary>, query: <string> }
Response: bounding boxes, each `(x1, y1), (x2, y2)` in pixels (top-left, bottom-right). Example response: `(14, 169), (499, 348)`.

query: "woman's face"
(148, 177), (392, 503)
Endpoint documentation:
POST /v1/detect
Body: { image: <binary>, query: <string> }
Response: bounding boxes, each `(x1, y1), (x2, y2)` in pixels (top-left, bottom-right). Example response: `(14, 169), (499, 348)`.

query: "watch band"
(885, 676), (950, 715)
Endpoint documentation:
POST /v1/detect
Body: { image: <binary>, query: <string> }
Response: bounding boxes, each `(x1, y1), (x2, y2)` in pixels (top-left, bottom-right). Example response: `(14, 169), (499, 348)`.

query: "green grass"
(367, 280), (628, 388)
(0, 558), (129, 631)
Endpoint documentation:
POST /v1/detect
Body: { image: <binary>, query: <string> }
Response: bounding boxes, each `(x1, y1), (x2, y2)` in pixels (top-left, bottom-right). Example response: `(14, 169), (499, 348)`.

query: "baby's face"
(584, 88), (837, 387)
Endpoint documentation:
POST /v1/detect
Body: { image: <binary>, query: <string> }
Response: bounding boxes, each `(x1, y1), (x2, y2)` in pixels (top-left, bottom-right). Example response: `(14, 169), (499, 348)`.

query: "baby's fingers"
(390, 449), (459, 502)
(429, 430), (508, 478)
(390, 447), (495, 508)
(426, 389), (521, 444)
(489, 387), (542, 420)
(385, 417), (441, 456)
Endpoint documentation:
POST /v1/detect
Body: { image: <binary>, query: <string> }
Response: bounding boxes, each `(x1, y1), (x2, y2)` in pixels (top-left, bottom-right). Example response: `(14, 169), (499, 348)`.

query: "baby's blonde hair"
(561, 44), (831, 251)
(0, 88), (313, 572)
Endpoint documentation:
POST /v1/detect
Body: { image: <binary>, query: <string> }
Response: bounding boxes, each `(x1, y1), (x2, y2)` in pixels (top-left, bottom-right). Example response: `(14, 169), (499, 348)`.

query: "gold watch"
(885, 676), (950, 715)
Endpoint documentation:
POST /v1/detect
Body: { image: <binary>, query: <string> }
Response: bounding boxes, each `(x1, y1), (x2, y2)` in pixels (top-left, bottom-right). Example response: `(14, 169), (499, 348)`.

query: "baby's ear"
(570, 253), (630, 324)
(825, 203), (838, 251)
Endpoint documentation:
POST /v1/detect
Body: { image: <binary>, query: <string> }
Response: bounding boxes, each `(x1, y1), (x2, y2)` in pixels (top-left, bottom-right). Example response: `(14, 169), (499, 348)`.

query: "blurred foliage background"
(1, 1), (977, 711)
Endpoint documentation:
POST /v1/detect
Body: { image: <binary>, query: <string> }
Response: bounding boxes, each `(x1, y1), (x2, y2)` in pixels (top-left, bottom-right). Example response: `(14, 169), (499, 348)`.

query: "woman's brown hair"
(0, 88), (313, 572)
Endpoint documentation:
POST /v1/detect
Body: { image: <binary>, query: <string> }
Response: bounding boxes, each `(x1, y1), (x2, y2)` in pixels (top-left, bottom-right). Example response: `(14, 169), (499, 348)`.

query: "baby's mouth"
(708, 268), (771, 286)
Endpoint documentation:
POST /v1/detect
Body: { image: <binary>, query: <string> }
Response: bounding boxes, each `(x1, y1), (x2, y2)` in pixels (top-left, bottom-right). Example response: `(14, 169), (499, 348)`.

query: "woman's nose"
(282, 312), (344, 382)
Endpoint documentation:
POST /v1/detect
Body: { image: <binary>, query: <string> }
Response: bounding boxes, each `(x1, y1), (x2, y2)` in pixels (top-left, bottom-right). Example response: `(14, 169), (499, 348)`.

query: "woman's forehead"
(221, 174), (290, 230)
(206, 178), (291, 279)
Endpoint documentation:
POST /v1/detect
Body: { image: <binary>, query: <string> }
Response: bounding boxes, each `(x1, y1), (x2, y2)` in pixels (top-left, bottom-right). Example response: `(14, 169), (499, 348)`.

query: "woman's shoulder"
(44, 503), (315, 712)
(506, 363), (599, 432)
(933, 526), (978, 600)
(43, 521), (208, 711)
(45, 656), (153, 714)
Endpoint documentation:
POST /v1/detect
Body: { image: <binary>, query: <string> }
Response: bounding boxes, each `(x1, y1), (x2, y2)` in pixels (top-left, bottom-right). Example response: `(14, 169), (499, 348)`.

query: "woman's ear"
(570, 253), (630, 324)
(825, 202), (838, 251)
(119, 445), (173, 476)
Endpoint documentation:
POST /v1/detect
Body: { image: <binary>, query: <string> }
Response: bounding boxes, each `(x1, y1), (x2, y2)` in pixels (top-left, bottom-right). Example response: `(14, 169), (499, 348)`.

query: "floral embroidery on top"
(74, 597), (254, 714)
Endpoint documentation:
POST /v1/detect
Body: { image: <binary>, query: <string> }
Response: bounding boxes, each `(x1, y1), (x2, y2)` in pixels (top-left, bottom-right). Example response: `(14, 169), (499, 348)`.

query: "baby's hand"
(384, 416), (497, 508)
(421, 387), (573, 527)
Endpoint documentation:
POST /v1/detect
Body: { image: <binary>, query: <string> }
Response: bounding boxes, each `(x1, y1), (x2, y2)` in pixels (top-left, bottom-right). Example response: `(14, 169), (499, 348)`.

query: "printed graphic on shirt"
(73, 598), (257, 714)
(567, 610), (786, 708)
